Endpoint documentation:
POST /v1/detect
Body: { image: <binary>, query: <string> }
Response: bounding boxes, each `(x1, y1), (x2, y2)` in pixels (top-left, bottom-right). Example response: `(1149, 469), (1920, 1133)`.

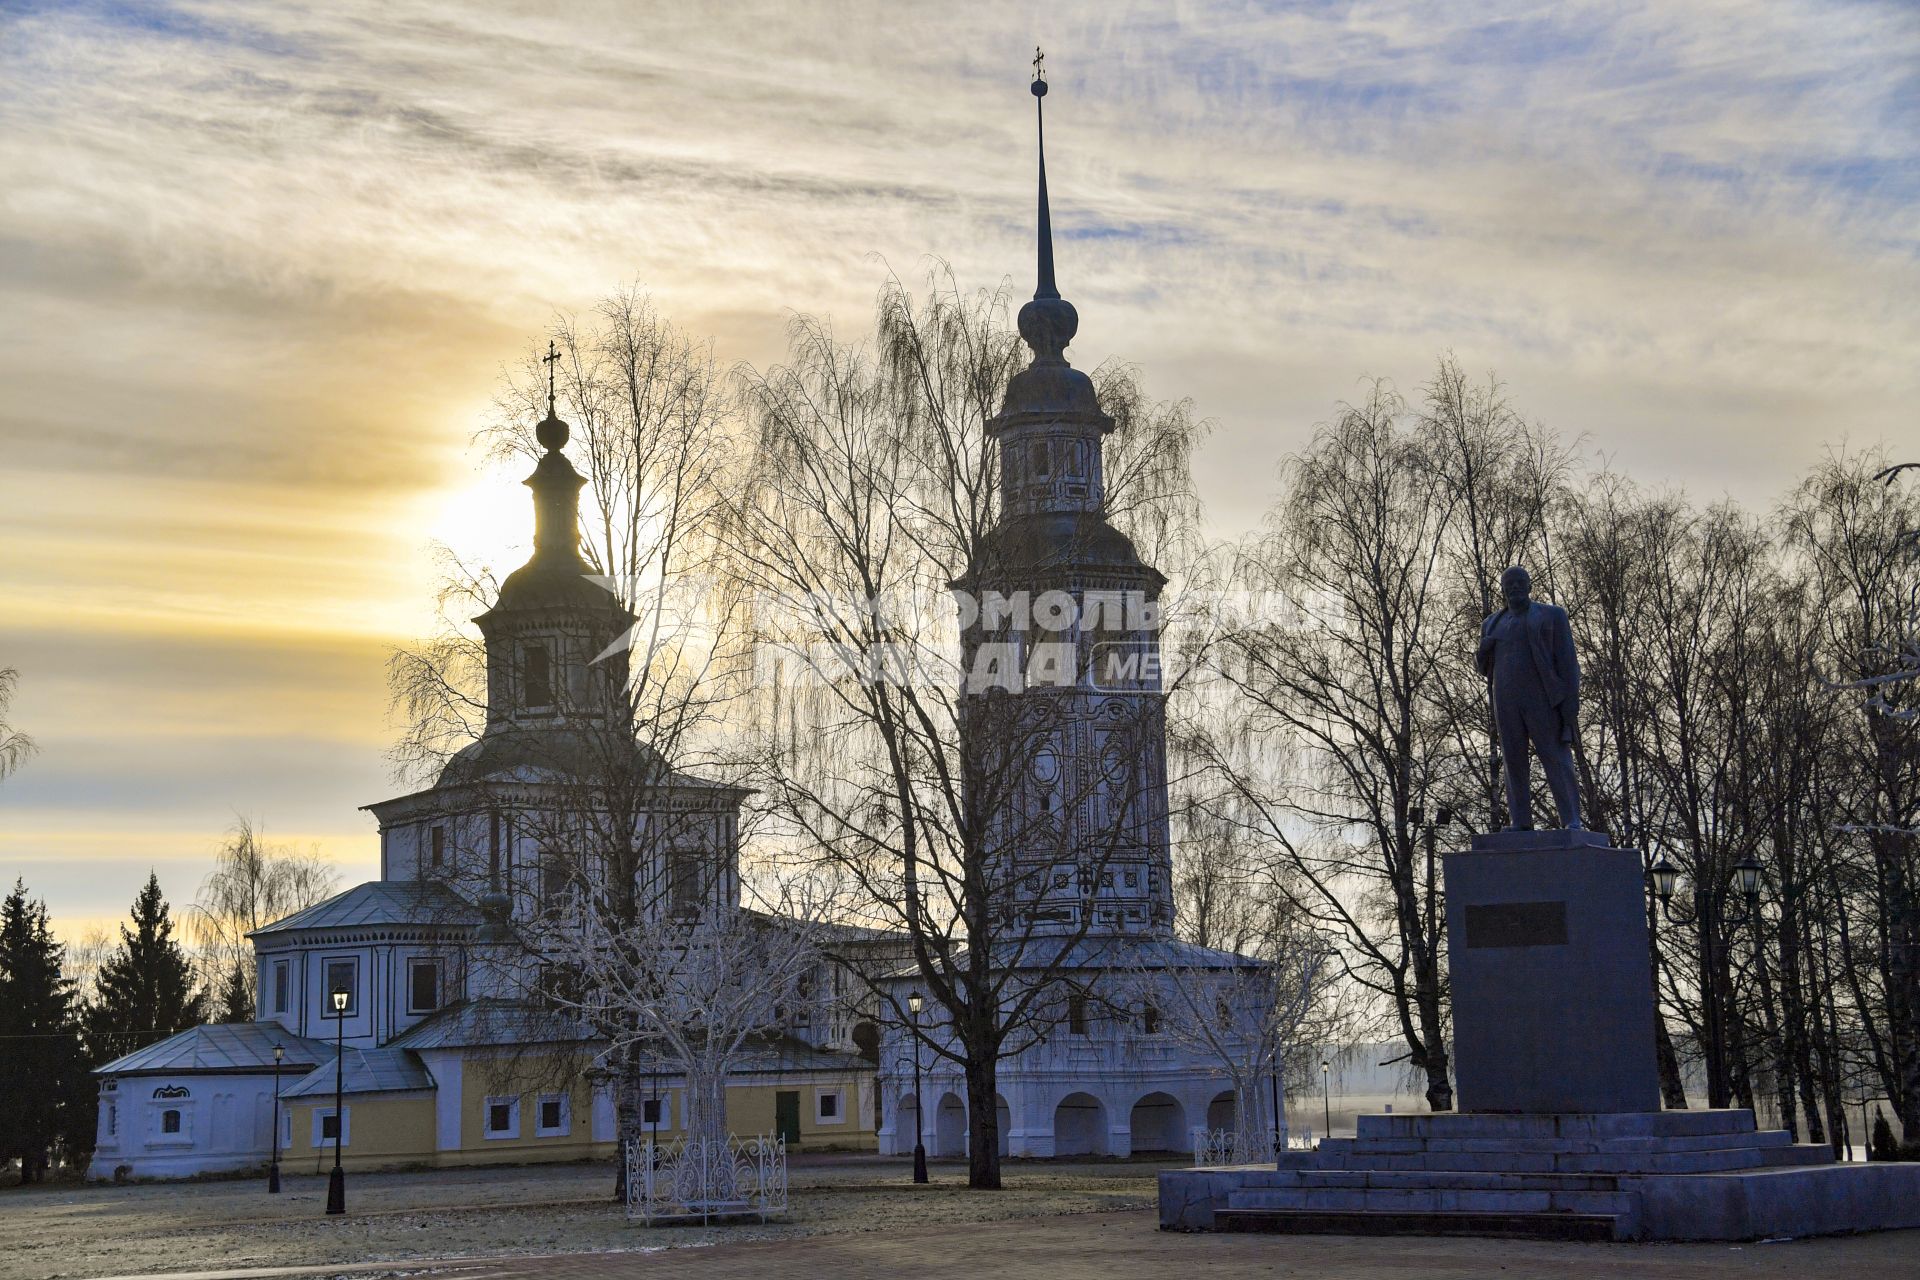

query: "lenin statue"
(1475, 566), (1583, 831)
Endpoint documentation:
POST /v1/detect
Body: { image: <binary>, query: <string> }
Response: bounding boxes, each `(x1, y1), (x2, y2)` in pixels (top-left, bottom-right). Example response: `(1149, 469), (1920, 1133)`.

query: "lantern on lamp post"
(268, 1042), (284, 1194)
(1320, 1059), (1331, 1141)
(907, 990), (928, 1184)
(325, 986), (348, 1215)
(1647, 850), (1763, 1109)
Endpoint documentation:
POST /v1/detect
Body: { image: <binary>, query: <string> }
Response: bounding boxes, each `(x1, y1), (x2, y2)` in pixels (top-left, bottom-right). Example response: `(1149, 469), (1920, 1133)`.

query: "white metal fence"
(1190, 1126), (1316, 1166)
(624, 1133), (788, 1224)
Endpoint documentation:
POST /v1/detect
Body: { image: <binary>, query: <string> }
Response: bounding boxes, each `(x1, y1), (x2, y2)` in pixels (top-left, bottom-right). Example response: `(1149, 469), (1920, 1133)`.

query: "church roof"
(249, 880), (483, 940)
(483, 556), (633, 620)
(282, 1047), (434, 1098)
(734, 1032), (868, 1073)
(385, 997), (595, 1051)
(93, 1021), (336, 1077)
(432, 726), (727, 791)
(976, 511), (1163, 581)
(882, 934), (1265, 982)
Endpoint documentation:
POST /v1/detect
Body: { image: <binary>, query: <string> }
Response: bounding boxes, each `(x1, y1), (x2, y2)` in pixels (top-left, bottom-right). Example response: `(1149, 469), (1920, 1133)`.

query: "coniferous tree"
(1871, 1107), (1899, 1162)
(216, 962), (251, 1023)
(82, 873), (206, 1067)
(0, 880), (89, 1182)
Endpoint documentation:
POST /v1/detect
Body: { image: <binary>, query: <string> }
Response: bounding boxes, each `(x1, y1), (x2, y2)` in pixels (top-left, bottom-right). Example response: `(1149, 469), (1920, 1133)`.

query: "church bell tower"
(961, 55), (1175, 938)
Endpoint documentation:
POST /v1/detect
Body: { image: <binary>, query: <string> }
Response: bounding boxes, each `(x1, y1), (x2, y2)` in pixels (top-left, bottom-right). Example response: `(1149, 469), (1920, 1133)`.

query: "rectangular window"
(1068, 990), (1088, 1035)
(323, 958), (357, 1017)
(536, 1094), (569, 1137)
(408, 959), (440, 1014)
(430, 824), (446, 868)
(106, 1104), (116, 1137)
(485, 1096), (520, 1139)
(524, 645), (553, 708)
(540, 860), (569, 912)
(641, 1097), (667, 1127)
(314, 1107), (349, 1147)
(666, 849), (703, 912)
(162, 1109), (181, 1134)
(815, 1090), (844, 1124)
(272, 961), (289, 1015)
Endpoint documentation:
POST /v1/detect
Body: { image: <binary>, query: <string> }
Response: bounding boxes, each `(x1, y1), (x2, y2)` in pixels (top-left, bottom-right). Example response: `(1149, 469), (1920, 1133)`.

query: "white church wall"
(86, 1073), (283, 1181)
(873, 999), (1237, 1161)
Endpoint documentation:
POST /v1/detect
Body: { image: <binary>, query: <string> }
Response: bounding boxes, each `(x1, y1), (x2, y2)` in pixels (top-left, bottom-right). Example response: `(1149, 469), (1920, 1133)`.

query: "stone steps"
(1354, 1108), (1762, 1141)
(1228, 1186), (1636, 1215)
(1283, 1169), (1627, 1191)
(1320, 1143), (1827, 1174)
(1216, 1207), (1621, 1241)
(1162, 1116), (1920, 1240)
(1332, 1129), (1792, 1155)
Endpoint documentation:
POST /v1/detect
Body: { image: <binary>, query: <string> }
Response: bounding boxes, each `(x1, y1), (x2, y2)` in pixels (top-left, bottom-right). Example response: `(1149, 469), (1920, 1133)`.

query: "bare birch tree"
(0, 669), (35, 784)
(187, 817), (339, 1020)
(724, 267), (1205, 1188)
(1118, 924), (1339, 1159)
(388, 287), (762, 1177)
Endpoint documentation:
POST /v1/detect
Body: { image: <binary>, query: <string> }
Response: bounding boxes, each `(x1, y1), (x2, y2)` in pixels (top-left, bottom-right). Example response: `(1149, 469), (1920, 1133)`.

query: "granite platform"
(1158, 829), (1920, 1241)
(1159, 1109), (1920, 1241)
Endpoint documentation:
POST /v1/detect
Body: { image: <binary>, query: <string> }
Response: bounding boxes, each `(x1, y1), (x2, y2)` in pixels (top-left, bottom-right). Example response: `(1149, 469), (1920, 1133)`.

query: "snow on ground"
(0, 1154), (1177, 1280)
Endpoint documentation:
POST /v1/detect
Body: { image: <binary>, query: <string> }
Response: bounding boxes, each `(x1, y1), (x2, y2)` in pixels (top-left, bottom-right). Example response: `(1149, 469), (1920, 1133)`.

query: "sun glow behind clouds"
(426, 462), (537, 594)
(1, 0), (1917, 936)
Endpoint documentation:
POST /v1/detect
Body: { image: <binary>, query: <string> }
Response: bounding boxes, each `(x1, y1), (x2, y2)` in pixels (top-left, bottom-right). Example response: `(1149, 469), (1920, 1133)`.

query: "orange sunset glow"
(4, 1), (1917, 944)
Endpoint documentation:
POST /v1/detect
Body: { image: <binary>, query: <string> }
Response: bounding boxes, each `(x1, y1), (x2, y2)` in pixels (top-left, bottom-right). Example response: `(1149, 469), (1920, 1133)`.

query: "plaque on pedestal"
(1444, 830), (1663, 1114)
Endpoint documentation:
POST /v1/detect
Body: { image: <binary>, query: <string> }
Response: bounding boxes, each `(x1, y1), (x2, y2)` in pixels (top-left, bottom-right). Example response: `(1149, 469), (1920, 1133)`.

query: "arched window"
(161, 1109), (181, 1134)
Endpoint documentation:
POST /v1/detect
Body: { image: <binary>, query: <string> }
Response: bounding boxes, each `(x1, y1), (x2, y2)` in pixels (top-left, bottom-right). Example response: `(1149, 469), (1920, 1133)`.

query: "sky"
(2, 1), (1916, 941)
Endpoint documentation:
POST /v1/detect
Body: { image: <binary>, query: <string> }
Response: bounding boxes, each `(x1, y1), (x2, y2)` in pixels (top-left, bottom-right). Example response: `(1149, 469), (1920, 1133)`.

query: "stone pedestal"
(1443, 830), (1663, 1115)
(1159, 825), (1920, 1241)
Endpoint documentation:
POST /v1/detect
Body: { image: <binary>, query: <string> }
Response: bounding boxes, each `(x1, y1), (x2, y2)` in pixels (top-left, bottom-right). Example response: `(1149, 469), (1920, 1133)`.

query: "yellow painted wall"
(282, 1060), (877, 1173)
(457, 1051), (602, 1161)
(710, 1074), (876, 1151)
(287, 1094), (435, 1173)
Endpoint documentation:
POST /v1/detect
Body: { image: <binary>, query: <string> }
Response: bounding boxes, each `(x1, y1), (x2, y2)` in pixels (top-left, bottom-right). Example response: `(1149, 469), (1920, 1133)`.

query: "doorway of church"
(775, 1091), (801, 1146)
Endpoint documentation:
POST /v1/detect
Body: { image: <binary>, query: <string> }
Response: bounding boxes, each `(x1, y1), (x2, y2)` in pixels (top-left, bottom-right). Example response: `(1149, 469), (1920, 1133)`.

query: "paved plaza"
(12, 1153), (1918, 1280)
(75, 1210), (1920, 1280)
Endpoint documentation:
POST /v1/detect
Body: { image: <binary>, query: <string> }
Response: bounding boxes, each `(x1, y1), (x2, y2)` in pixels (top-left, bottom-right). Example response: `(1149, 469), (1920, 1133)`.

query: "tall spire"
(528, 339), (584, 566)
(1033, 48), (1058, 302)
(1016, 49), (1078, 365)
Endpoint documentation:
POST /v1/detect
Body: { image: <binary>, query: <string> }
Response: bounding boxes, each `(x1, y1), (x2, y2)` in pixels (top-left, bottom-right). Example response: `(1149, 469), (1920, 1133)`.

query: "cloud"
(1, 0), (1916, 930)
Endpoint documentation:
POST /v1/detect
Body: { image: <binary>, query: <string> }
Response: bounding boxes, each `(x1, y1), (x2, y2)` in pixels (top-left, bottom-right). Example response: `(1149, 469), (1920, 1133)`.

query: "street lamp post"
(268, 1043), (284, 1194)
(325, 986), (348, 1215)
(1268, 1054), (1283, 1168)
(1320, 1059), (1331, 1140)
(907, 991), (928, 1184)
(1647, 851), (1762, 1109)
(1413, 805), (1454, 1100)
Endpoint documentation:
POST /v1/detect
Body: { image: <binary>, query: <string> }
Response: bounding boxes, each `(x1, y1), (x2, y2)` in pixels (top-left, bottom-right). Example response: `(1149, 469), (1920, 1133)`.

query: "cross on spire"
(1030, 47), (1057, 301)
(542, 339), (561, 416)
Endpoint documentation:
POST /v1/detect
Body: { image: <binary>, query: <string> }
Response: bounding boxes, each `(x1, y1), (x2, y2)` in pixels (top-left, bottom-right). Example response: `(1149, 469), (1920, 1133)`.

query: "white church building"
(873, 68), (1269, 1162)
(88, 70), (1266, 1180)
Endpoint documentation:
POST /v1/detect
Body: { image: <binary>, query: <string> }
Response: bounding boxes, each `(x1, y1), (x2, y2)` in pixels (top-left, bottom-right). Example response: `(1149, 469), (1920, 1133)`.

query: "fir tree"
(0, 880), (89, 1182)
(82, 873), (206, 1068)
(216, 961), (252, 1023)
(1872, 1107), (1899, 1162)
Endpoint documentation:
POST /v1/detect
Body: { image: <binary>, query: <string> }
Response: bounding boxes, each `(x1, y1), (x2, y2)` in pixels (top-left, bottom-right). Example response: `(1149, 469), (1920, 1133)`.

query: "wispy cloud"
(2, 0), (1916, 929)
